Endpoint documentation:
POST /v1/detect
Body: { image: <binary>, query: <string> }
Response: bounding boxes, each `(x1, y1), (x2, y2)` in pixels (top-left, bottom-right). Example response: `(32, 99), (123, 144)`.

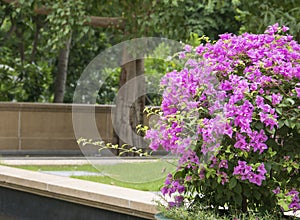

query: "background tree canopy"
(0, 0), (299, 104)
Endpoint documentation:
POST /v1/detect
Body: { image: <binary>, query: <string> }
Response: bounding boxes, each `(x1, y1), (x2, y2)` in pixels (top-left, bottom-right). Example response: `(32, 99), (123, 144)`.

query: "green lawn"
(8, 160), (177, 191)
(73, 175), (164, 191)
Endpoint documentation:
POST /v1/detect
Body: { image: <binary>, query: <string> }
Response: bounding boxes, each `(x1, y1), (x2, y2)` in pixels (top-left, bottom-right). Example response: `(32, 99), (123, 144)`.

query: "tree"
(36, 0), (121, 103)
(1, 0), (241, 151)
(234, 0), (300, 42)
(0, 1), (52, 102)
(106, 0), (240, 149)
(1, 0), (124, 103)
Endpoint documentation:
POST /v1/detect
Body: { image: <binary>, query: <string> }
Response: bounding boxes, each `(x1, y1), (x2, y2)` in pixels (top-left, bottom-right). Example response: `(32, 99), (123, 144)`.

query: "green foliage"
(144, 43), (183, 106)
(44, 0), (88, 51)
(130, 0), (240, 40)
(234, 0), (300, 42)
(1, 0), (241, 103)
(8, 0), (297, 104)
(0, 0), (93, 102)
(64, 31), (112, 103)
(96, 67), (120, 104)
(0, 1), (53, 101)
(13, 61), (52, 101)
(72, 41), (182, 105)
(158, 204), (284, 220)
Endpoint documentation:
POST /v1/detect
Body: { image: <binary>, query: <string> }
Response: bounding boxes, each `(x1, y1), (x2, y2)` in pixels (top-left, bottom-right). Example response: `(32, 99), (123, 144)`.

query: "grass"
(93, 160), (175, 183)
(7, 160), (177, 191)
(73, 175), (164, 191)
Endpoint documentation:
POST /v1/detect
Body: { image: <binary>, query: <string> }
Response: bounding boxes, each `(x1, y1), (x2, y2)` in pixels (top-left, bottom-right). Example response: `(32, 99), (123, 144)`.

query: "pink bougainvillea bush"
(146, 24), (300, 215)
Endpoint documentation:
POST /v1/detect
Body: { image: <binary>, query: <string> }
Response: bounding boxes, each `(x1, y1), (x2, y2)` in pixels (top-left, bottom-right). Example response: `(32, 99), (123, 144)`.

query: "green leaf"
(272, 163), (280, 172)
(229, 177), (237, 189)
(278, 199), (289, 211)
(233, 193), (243, 205)
(254, 191), (261, 200)
(278, 120), (284, 128)
(276, 125), (290, 136)
(235, 183), (242, 194)
(265, 95), (272, 102)
(174, 170), (185, 179)
(243, 186), (252, 197)
(278, 103), (288, 108)
(266, 139), (278, 148)
(206, 172), (211, 179)
(275, 108), (282, 115)
(284, 119), (291, 128)
(290, 121), (296, 129)
(254, 122), (264, 130)
(217, 176), (222, 184)
(286, 98), (295, 105)
(225, 145), (231, 153)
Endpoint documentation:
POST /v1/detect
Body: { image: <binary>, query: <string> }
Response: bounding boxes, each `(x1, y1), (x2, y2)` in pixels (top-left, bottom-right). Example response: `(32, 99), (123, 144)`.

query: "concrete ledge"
(0, 165), (159, 219)
(0, 102), (114, 113)
(0, 150), (85, 156)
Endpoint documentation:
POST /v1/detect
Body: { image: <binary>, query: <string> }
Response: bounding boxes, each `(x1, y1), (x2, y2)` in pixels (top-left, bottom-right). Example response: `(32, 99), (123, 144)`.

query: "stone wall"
(0, 102), (114, 156)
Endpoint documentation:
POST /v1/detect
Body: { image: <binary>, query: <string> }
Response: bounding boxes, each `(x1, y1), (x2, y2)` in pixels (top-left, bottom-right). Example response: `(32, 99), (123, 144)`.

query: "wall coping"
(0, 165), (159, 219)
(0, 102), (114, 113)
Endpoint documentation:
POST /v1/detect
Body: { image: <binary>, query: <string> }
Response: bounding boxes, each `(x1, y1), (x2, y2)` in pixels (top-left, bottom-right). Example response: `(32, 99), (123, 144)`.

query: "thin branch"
(15, 26), (25, 64)
(84, 16), (125, 29)
(30, 15), (41, 62)
(1, 0), (19, 6)
(33, 5), (50, 15)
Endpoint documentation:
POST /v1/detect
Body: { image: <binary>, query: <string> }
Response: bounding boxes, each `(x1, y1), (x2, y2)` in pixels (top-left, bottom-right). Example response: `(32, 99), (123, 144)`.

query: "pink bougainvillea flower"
(272, 187), (281, 195)
(145, 23), (300, 212)
(219, 159), (228, 169)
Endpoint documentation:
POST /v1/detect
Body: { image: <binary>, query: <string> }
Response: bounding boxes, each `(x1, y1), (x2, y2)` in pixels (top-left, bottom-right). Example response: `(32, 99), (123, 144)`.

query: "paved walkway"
(40, 170), (104, 177)
(0, 156), (163, 165)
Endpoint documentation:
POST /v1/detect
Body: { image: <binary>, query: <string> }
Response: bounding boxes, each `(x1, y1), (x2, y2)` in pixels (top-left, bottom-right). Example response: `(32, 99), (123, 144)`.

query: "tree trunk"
(15, 26), (24, 64)
(130, 59), (145, 147)
(54, 36), (72, 103)
(113, 60), (136, 153)
(30, 15), (41, 62)
(113, 52), (145, 155)
(242, 194), (247, 213)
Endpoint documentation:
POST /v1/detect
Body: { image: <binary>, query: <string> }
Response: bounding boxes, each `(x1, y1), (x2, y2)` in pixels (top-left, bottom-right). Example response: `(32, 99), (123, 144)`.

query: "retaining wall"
(0, 165), (158, 219)
(0, 102), (114, 156)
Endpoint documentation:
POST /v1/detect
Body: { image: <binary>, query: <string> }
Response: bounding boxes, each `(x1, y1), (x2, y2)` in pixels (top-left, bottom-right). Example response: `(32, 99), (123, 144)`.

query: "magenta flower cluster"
(233, 161), (266, 186)
(145, 24), (300, 213)
(161, 174), (185, 207)
(273, 187), (300, 212)
(161, 174), (186, 196)
(286, 190), (300, 211)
